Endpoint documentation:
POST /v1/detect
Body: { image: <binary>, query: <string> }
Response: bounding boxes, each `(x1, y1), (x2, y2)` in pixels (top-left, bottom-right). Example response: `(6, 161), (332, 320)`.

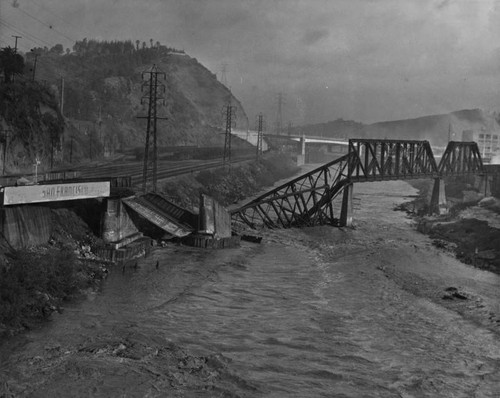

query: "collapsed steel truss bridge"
(230, 139), (484, 229)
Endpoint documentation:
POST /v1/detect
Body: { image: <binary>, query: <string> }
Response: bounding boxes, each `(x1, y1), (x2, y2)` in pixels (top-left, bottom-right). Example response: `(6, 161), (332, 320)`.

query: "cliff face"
(0, 81), (64, 172)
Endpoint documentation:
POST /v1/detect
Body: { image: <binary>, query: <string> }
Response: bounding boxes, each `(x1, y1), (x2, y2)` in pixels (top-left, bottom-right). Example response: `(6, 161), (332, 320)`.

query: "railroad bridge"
(230, 139), (487, 230)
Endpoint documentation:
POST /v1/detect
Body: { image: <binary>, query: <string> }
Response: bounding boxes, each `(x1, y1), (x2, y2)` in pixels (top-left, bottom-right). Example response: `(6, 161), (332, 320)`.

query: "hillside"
(290, 118), (364, 138)
(361, 109), (500, 147)
(293, 109), (500, 147)
(0, 81), (64, 172)
(2, 40), (248, 172)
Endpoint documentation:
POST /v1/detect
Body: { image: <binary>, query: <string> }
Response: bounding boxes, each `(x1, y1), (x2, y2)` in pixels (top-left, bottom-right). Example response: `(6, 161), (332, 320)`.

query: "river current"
(1, 180), (500, 397)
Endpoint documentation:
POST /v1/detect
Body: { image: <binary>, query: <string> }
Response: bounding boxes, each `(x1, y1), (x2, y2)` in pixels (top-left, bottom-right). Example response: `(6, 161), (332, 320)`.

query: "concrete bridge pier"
(339, 183), (354, 227)
(429, 178), (448, 215)
(296, 135), (306, 166)
(476, 175), (492, 197)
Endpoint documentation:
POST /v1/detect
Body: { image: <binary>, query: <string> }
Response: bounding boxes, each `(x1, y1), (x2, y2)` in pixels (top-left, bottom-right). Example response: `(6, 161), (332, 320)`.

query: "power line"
(15, 6), (76, 43)
(26, 0), (92, 37)
(0, 18), (52, 48)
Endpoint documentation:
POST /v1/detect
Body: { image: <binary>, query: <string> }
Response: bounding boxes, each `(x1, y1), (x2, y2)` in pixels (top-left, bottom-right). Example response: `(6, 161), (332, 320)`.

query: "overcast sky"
(2, 0), (500, 126)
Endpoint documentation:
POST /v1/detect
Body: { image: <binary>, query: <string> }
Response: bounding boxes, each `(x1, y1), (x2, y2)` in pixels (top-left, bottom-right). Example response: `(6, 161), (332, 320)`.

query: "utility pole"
(50, 135), (54, 169)
(222, 97), (236, 166)
(1, 129), (12, 175)
(137, 64), (168, 193)
(219, 63), (228, 87)
(31, 50), (39, 81)
(60, 77), (65, 117)
(275, 92), (285, 135)
(256, 113), (264, 159)
(97, 106), (102, 157)
(11, 35), (21, 53)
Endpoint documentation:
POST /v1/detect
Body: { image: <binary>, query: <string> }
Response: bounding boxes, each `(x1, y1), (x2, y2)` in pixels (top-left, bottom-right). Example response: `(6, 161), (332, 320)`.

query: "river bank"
(0, 153), (299, 340)
(396, 179), (500, 275)
(1, 179), (500, 397)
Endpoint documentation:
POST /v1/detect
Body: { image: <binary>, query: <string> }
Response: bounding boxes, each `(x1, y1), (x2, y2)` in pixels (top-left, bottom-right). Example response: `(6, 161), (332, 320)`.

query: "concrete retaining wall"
(0, 205), (52, 248)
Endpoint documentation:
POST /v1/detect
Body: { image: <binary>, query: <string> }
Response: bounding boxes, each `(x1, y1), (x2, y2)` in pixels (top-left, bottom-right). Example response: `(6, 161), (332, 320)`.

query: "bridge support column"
(296, 135), (306, 166)
(340, 183), (354, 227)
(429, 178), (448, 215)
(477, 175), (491, 197)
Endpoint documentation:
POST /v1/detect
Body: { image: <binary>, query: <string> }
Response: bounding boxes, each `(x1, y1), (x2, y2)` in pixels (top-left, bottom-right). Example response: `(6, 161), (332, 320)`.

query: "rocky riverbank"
(396, 178), (500, 274)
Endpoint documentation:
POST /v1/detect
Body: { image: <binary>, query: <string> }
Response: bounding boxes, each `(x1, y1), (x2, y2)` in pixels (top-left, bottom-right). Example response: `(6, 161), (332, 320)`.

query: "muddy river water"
(1, 180), (500, 397)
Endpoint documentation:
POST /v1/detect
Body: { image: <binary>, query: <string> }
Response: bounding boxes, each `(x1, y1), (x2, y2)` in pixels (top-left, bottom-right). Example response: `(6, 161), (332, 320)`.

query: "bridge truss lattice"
(231, 139), (484, 230)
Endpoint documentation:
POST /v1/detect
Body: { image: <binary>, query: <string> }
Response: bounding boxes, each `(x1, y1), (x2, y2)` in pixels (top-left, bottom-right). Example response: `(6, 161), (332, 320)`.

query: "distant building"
(462, 129), (500, 162)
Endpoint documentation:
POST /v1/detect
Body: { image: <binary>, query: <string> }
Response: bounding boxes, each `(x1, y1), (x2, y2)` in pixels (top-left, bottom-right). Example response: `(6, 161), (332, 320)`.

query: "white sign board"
(3, 181), (111, 205)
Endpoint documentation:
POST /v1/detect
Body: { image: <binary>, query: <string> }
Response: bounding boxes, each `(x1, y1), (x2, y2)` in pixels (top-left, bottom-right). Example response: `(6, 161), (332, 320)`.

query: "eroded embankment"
(396, 178), (500, 274)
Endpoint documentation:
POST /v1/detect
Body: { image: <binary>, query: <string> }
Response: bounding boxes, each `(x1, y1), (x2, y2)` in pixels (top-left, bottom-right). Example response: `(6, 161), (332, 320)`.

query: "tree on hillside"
(50, 44), (64, 55)
(135, 40), (140, 51)
(0, 47), (24, 83)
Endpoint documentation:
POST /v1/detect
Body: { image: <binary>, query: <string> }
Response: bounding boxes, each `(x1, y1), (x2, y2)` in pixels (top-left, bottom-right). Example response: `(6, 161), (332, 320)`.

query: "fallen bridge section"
(231, 154), (351, 229)
(122, 193), (196, 238)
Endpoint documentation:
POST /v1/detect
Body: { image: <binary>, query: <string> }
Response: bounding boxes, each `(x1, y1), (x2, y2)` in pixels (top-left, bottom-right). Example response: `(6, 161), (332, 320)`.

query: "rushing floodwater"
(2, 180), (500, 397)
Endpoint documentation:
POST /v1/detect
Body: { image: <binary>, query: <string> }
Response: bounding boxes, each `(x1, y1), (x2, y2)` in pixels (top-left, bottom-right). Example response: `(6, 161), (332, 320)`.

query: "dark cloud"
(301, 28), (329, 46)
(4, 0), (500, 123)
(436, 0), (451, 9)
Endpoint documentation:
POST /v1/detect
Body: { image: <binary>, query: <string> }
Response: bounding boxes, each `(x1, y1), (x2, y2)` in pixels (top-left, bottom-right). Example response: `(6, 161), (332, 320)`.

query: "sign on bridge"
(2, 181), (110, 205)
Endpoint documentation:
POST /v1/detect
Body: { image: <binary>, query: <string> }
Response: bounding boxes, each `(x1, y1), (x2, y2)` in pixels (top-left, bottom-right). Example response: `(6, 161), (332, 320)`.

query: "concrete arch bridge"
(231, 139), (490, 230)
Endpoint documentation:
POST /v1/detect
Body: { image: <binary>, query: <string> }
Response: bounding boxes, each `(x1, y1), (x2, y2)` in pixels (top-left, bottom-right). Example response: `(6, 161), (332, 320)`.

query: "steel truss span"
(231, 139), (485, 230)
(231, 154), (351, 229)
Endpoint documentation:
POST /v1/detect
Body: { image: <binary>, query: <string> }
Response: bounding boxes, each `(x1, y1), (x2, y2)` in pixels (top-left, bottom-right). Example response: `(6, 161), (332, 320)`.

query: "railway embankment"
(396, 178), (500, 274)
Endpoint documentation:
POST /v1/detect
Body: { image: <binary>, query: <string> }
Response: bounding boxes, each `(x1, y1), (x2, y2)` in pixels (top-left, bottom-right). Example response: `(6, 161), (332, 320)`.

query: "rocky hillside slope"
(3, 41), (248, 172)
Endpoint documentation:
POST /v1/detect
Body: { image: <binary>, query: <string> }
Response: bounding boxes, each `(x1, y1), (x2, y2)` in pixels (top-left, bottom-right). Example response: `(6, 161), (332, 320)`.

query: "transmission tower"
(256, 113), (265, 159)
(220, 63), (228, 86)
(137, 65), (168, 193)
(222, 98), (237, 166)
(275, 92), (285, 135)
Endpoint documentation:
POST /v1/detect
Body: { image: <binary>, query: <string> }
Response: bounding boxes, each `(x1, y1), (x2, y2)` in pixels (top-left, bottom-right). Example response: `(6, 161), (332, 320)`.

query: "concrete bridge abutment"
(429, 178), (448, 215)
(340, 182), (353, 227)
(476, 175), (492, 197)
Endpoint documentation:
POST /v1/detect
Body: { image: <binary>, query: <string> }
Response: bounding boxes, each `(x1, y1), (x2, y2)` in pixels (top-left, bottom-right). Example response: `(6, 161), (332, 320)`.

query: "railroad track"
(0, 155), (255, 188)
(78, 155), (254, 186)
